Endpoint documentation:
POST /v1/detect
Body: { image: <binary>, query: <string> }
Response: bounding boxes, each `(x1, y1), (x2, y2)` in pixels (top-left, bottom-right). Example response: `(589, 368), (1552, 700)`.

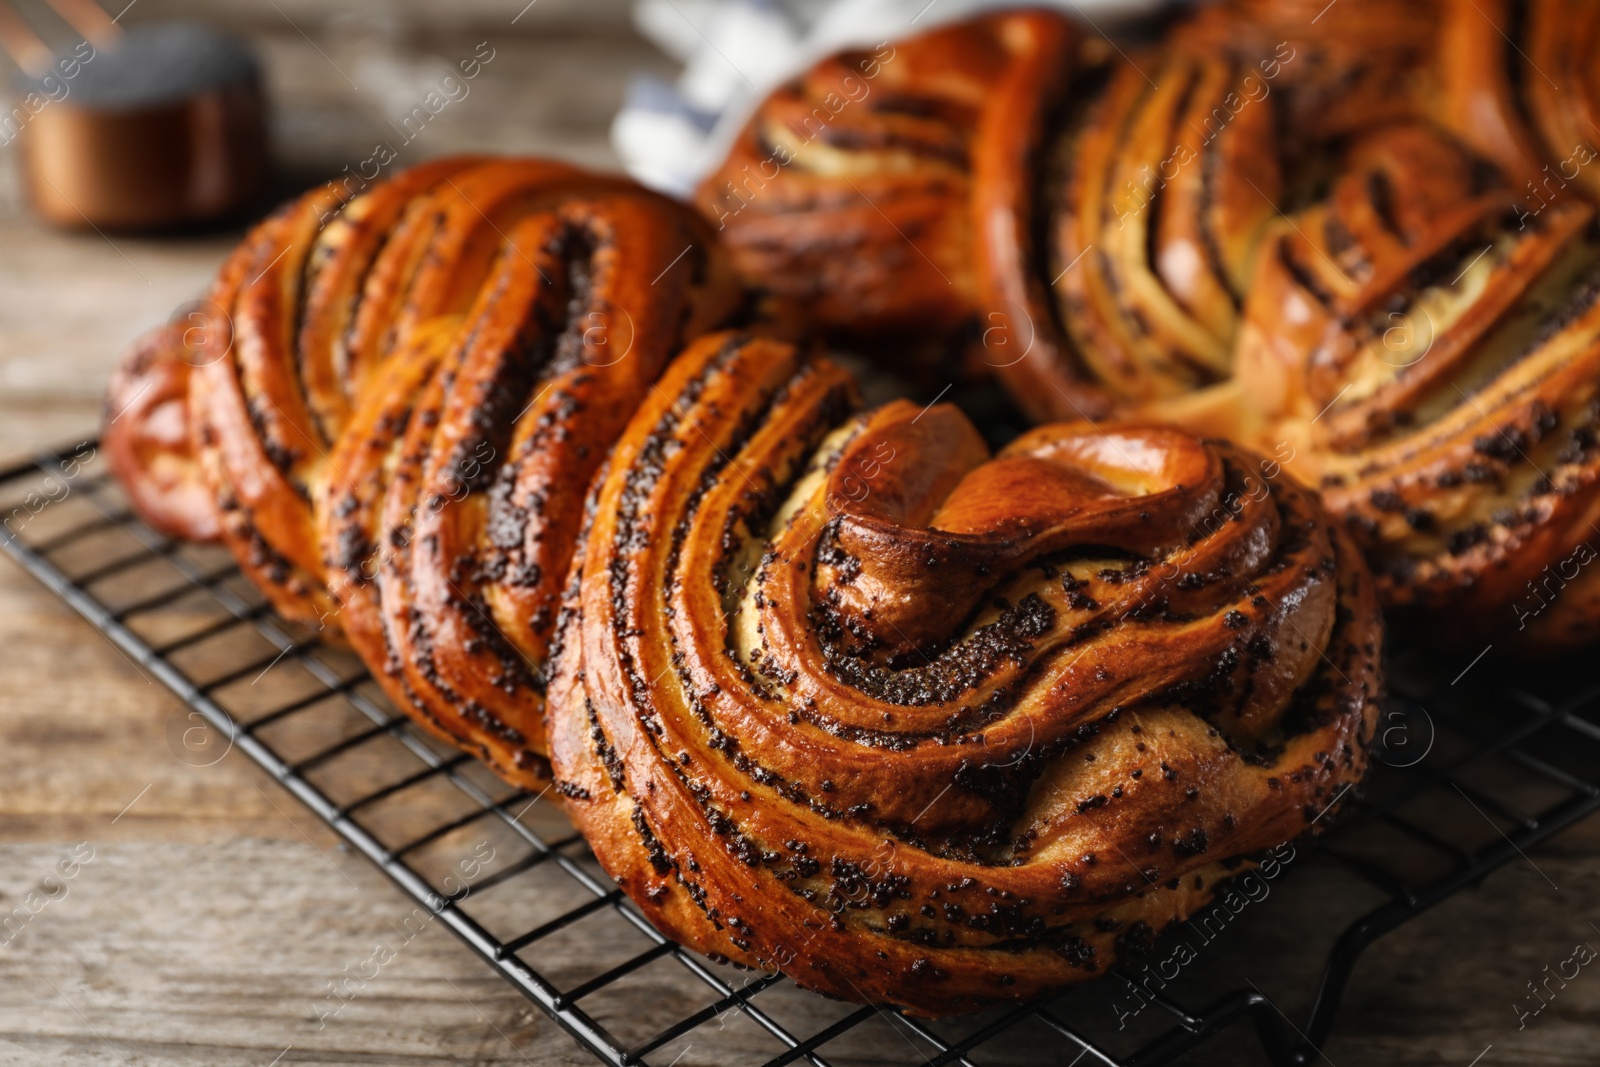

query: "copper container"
(11, 22), (268, 230)
(22, 80), (266, 229)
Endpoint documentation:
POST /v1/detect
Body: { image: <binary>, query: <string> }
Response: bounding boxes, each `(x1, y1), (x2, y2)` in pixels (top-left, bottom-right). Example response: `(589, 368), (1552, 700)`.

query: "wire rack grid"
(4, 439), (1600, 1067)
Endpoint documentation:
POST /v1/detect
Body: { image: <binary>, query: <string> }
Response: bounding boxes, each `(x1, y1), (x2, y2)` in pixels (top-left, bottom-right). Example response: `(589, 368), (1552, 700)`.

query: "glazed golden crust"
(549, 331), (1382, 1015)
(1081, 4), (1600, 649)
(1232, 125), (1600, 648)
(1174, 0), (1436, 140)
(710, 2), (1600, 648)
(695, 10), (1098, 413)
(1048, 44), (1281, 404)
(1432, 0), (1600, 199)
(108, 156), (743, 786)
(103, 323), (220, 543)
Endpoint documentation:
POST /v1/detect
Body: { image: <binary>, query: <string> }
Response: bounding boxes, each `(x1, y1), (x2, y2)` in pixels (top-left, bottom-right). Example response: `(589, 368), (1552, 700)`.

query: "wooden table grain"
(1, 5), (1598, 1065)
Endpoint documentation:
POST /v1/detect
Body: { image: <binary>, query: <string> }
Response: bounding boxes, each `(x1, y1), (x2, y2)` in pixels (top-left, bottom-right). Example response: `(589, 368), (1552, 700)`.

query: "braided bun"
(695, 11), (1096, 404)
(1047, 35), (1282, 405)
(548, 330), (1382, 1014)
(1430, 0), (1600, 199)
(706, 3), (1600, 648)
(107, 157), (743, 785)
(1227, 125), (1600, 647)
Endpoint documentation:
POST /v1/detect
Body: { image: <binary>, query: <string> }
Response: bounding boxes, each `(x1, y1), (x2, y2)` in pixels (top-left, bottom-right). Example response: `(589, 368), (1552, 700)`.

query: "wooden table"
(1, 5), (1598, 1064)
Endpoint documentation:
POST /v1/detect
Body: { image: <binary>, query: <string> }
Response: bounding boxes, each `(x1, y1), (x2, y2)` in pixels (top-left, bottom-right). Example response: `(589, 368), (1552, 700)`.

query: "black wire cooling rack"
(5, 439), (1600, 1066)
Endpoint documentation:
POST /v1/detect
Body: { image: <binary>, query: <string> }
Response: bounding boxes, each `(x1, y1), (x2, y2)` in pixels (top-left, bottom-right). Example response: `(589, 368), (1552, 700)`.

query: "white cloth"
(613, 0), (1176, 198)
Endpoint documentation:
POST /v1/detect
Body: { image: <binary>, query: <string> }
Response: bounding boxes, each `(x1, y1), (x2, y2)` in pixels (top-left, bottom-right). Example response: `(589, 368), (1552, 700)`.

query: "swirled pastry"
(104, 324), (220, 543)
(1429, 0), (1600, 200)
(106, 157), (743, 785)
(548, 330), (1383, 1015)
(1227, 126), (1600, 647)
(1174, 0), (1435, 139)
(706, 3), (1600, 648)
(1053, 8), (1600, 648)
(1042, 0), (1460, 410)
(694, 10), (1100, 408)
(1047, 35), (1282, 405)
